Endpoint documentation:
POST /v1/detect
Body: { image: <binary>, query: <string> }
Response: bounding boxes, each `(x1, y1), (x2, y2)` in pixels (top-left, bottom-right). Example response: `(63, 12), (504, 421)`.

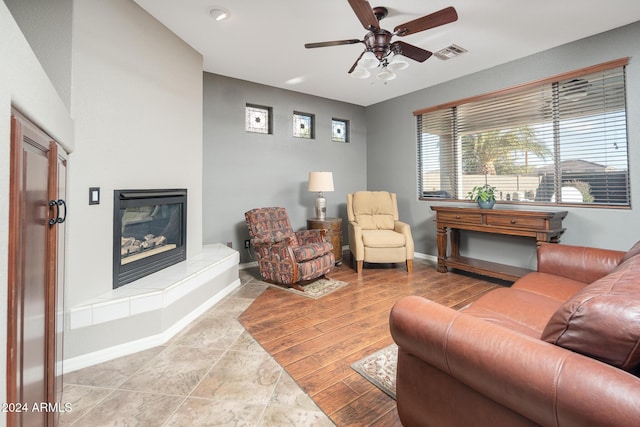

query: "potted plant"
(467, 184), (496, 209)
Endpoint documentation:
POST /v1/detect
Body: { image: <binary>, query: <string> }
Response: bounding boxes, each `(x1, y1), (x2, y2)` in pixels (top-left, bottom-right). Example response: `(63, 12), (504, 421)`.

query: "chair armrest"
(251, 237), (297, 264)
(394, 221), (414, 258)
(250, 234), (291, 246)
(537, 243), (625, 283)
(295, 229), (327, 245)
(348, 221), (364, 260)
(390, 296), (640, 426)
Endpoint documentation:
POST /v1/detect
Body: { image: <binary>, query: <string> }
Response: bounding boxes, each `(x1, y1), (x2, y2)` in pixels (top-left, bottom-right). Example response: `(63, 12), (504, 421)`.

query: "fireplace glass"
(113, 189), (187, 288)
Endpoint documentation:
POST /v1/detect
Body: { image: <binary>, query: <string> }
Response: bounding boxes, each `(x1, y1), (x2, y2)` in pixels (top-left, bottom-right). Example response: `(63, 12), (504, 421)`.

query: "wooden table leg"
(436, 225), (448, 273)
(450, 228), (460, 257)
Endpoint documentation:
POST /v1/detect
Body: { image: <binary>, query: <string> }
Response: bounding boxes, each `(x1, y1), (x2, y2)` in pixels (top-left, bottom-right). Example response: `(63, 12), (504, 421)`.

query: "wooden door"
(7, 110), (67, 426)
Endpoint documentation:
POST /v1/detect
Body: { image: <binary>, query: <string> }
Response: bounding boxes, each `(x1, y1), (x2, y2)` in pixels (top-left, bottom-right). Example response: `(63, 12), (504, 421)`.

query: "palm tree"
(462, 127), (550, 175)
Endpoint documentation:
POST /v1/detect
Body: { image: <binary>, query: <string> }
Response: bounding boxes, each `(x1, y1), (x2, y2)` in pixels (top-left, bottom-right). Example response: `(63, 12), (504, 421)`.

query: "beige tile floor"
(61, 269), (335, 426)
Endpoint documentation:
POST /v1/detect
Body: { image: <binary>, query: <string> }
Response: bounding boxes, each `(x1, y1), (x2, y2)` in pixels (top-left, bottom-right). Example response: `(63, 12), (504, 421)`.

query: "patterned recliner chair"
(244, 207), (335, 290)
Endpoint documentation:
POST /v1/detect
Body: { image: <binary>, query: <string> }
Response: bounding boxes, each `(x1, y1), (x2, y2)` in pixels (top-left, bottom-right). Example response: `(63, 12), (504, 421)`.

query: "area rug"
(264, 278), (349, 299)
(351, 344), (398, 399)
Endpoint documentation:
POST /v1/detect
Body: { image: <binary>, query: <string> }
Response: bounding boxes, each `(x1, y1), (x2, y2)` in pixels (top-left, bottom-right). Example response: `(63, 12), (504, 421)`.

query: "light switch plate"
(89, 187), (100, 205)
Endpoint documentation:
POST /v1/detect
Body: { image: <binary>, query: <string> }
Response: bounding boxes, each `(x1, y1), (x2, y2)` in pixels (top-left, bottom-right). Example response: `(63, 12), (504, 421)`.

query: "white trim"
(414, 251), (437, 263)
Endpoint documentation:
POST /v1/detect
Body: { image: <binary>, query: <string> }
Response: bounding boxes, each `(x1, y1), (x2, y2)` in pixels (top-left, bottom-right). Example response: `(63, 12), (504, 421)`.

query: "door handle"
(57, 199), (67, 224)
(49, 199), (67, 226)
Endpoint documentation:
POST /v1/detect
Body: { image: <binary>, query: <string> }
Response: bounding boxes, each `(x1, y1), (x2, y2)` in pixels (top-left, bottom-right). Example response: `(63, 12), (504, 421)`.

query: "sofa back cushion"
(541, 255), (640, 373)
(619, 240), (640, 266)
(352, 191), (396, 230)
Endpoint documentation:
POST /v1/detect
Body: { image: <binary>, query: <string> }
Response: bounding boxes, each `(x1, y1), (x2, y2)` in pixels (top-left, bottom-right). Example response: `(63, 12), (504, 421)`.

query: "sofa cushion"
(511, 272), (587, 301)
(462, 288), (564, 338)
(352, 191), (395, 230)
(541, 255), (640, 373)
(619, 240), (640, 266)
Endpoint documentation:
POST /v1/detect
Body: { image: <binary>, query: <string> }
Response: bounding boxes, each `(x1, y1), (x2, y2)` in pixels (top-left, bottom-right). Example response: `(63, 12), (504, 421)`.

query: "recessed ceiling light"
(209, 7), (230, 21)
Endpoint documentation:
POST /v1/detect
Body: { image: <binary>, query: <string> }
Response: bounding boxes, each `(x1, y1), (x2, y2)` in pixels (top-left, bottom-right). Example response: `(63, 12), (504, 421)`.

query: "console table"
(430, 206), (567, 281)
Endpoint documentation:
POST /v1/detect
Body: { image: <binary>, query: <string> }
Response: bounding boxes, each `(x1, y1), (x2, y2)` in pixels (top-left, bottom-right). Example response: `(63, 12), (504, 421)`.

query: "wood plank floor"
(239, 253), (506, 426)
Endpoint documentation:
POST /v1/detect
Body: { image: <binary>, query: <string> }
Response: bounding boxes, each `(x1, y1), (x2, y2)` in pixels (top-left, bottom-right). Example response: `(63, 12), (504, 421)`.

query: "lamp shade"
(351, 66), (371, 79)
(358, 51), (379, 69)
(387, 53), (409, 71)
(308, 172), (334, 192)
(376, 67), (396, 81)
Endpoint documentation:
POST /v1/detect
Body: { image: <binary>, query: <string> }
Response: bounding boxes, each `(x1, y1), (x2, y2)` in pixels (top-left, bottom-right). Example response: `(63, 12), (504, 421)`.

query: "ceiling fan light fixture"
(208, 7), (230, 21)
(358, 51), (379, 69)
(351, 66), (371, 79)
(376, 67), (396, 82)
(387, 53), (409, 71)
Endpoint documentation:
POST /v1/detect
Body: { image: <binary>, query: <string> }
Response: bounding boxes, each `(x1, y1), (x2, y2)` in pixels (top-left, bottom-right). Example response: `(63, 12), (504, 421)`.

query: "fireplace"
(113, 189), (187, 288)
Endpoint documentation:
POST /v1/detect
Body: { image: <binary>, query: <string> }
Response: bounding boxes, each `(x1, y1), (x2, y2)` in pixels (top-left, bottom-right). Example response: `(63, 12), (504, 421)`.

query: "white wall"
(4, 0), (73, 108)
(67, 0), (204, 306)
(1, 2), (75, 424)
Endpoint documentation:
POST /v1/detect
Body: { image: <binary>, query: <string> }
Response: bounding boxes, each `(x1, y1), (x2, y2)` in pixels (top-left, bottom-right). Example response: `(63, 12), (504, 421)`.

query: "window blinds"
(417, 59), (629, 207)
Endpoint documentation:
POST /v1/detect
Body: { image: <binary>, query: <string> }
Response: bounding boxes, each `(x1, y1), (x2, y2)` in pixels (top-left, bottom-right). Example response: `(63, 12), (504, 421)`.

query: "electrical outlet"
(244, 239), (250, 249)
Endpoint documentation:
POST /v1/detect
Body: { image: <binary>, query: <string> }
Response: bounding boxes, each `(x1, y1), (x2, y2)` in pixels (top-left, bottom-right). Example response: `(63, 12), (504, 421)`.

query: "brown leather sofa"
(390, 242), (640, 426)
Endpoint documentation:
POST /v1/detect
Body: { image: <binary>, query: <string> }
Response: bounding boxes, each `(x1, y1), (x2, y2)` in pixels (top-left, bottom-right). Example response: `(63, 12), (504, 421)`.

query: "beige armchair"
(347, 191), (414, 273)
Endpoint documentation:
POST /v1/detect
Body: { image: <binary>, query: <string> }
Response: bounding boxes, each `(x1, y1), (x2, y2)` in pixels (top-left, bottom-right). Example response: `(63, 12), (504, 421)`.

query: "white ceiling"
(133, 0), (640, 107)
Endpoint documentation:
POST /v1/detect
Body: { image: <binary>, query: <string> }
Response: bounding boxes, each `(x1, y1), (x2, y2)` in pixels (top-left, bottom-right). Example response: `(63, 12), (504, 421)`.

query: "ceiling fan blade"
(348, 51), (365, 73)
(392, 41), (432, 63)
(394, 6), (458, 36)
(305, 39), (362, 49)
(347, 0), (379, 30)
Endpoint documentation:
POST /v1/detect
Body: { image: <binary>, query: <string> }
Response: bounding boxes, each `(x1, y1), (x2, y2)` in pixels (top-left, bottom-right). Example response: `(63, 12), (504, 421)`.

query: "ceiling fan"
(304, 0), (458, 80)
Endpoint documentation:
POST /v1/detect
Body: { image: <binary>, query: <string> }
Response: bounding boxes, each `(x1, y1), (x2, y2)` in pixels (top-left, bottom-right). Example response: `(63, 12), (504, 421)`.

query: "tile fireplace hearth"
(65, 244), (240, 373)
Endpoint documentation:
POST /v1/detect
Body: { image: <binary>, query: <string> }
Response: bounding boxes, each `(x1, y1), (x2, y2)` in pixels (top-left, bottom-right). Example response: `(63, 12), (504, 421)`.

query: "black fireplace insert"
(113, 189), (187, 288)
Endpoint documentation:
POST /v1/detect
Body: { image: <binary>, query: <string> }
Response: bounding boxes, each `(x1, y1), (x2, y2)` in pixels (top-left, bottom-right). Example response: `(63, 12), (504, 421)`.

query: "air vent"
(434, 44), (467, 60)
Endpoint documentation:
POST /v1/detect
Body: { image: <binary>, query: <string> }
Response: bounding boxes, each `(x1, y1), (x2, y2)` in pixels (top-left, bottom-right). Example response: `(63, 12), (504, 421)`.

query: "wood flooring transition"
(239, 253), (506, 426)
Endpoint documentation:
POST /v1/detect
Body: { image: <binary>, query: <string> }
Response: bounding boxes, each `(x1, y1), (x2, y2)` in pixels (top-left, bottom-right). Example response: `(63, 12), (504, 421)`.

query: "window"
(332, 118), (350, 142)
(293, 111), (315, 139)
(417, 58), (630, 207)
(245, 104), (273, 134)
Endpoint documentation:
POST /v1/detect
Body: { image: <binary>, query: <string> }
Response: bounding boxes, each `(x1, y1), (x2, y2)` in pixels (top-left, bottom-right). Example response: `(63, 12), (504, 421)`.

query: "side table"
(307, 217), (343, 265)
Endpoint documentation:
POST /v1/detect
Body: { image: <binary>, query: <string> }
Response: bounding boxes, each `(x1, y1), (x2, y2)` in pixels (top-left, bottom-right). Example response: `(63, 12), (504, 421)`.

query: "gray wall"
(4, 0), (73, 108)
(366, 22), (640, 269)
(202, 73), (367, 262)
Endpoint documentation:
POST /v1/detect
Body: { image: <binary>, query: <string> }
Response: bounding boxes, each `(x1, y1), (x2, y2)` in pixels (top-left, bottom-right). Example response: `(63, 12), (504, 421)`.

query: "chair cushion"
(293, 242), (333, 262)
(541, 255), (640, 373)
(352, 191), (395, 230)
(362, 229), (405, 248)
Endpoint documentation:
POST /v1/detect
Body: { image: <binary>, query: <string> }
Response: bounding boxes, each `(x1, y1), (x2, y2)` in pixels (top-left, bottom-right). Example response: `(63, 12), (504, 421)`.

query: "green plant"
(565, 180), (595, 203)
(467, 184), (496, 202)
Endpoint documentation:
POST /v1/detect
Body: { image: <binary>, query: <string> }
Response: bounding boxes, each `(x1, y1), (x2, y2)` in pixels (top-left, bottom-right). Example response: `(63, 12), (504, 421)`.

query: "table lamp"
(308, 172), (334, 220)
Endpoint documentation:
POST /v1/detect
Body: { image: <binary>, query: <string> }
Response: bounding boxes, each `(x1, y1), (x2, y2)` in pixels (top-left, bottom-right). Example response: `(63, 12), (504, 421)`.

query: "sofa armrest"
(390, 296), (640, 426)
(537, 243), (625, 283)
